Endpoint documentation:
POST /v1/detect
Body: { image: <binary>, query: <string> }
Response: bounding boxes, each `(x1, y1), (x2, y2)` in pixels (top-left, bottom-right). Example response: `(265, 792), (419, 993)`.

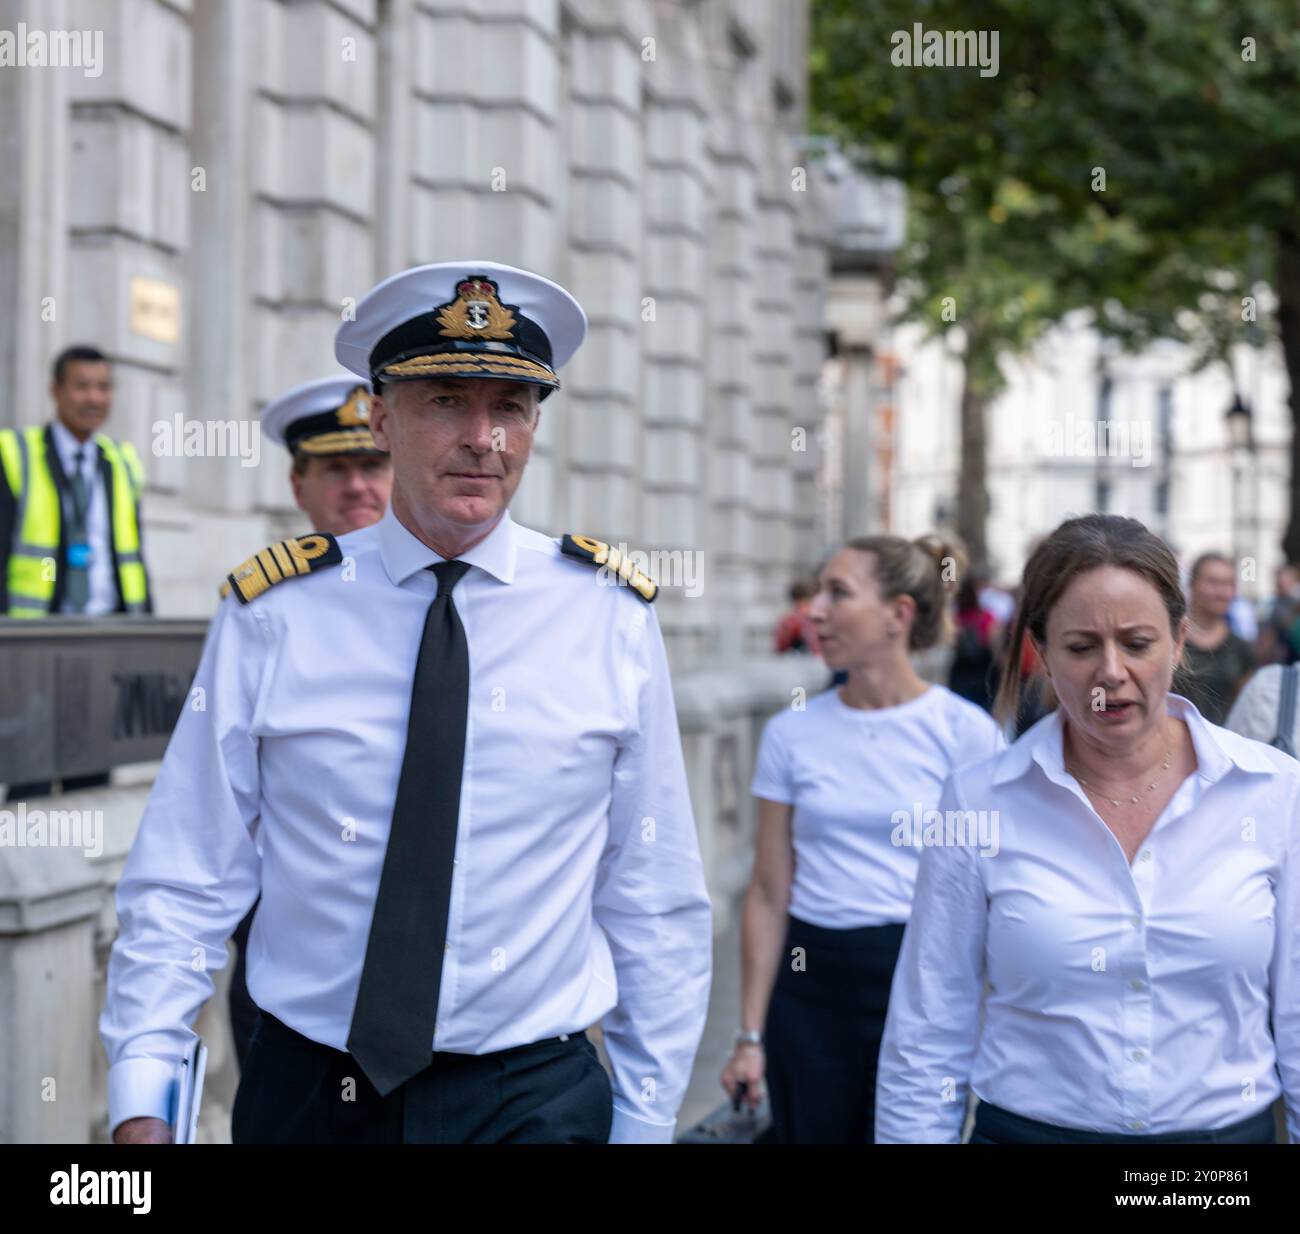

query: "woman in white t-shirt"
(719, 534), (1003, 1142)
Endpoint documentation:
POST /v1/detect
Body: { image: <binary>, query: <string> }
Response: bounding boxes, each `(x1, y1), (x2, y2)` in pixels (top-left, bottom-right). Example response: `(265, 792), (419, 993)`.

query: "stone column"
(792, 176), (831, 566)
(702, 12), (761, 660)
(254, 0), (377, 487)
(827, 274), (892, 539)
(559, 0), (646, 541)
(410, 0), (562, 529)
(641, 1), (710, 661)
(184, 0), (258, 569)
(374, 0), (416, 277)
(752, 134), (799, 641)
(64, 0), (190, 473)
(0, 0), (71, 428)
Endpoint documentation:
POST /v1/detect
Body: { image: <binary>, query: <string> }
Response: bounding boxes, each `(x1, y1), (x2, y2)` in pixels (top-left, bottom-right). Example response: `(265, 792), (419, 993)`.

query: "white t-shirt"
(751, 684), (1004, 928)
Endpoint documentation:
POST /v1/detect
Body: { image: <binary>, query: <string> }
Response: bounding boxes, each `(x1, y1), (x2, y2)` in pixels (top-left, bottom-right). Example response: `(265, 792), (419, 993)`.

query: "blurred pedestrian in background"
(1256, 562), (1300, 666)
(989, 587), (1054, 738)
(948, 570), (1000, 712)
(1227, 662), (1300, 757)
(721, 534), (1002, 1142)
(773, 578), (821, 656)
(1228, 592), (1259, 643)
(0, 345), (151, 619)
(978, 578), (1016, 627)
(1179, 551), (1255, 725)
(1, 345), (152, 800)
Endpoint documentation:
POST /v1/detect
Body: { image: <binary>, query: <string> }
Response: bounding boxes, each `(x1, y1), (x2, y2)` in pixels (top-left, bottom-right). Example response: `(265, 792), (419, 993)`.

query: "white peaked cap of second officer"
(259, 374), (379, 455)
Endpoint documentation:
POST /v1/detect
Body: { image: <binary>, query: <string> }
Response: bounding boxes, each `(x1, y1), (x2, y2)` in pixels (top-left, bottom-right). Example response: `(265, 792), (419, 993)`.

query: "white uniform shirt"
(750, 685), (1003, 928)
(49, 418), (115, 615)
(100, 504), (713, 1143)
(1226, 664), (1297, 750)
(876, 694), (1300, 1142)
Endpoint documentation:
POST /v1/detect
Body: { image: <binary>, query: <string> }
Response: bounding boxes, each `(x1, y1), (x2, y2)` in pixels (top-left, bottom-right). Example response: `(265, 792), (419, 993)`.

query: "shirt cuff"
(107, 1057), (177, 1136)
(750, 784), (794, 805)
(608, 1103), (676, 1144)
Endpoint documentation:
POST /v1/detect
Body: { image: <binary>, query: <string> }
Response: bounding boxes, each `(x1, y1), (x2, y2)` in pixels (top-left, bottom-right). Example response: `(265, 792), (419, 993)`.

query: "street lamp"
(1225, 394), (1255, 586)
(1225, 394), (1254, 453)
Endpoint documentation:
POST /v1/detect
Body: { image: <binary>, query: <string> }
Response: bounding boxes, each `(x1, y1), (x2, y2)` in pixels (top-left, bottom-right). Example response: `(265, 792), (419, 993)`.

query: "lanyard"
(66, 445), (96, 528)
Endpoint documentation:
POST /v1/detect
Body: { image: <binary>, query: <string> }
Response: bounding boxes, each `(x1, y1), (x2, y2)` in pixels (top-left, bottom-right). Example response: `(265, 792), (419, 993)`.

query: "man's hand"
(113, 1117), (173, 1144)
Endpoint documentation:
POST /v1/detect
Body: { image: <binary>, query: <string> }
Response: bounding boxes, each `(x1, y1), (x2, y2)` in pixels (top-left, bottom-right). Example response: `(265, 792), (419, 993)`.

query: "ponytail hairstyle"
(992, 514), (1186, 727)
(844, 533), (966, 652)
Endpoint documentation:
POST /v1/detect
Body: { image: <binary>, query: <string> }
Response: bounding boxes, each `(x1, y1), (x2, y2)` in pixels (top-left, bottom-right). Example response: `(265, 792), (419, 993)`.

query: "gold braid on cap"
(380, 352), (558, 385)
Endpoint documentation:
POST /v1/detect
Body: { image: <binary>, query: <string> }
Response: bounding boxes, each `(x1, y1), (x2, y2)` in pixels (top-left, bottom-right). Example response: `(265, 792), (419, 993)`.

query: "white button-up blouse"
(876, 694), (1300, 1143)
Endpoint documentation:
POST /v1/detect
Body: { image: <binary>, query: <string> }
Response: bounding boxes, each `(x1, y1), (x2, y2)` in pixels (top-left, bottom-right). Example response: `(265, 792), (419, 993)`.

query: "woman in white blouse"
(719, 534), (1003, 1142)
(876, 514), (1300, 1144)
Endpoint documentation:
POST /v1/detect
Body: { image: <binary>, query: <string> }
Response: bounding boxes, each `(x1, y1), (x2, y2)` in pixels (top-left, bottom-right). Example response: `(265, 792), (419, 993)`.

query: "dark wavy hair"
(993, 514), (1186, 726)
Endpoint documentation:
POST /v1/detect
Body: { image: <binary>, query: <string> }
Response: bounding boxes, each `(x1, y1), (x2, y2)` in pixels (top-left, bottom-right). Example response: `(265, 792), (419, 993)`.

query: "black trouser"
(228, 902), (259, 1069)
(763, 914), (906, 1144)
(971, 1101), (1277, 1144)
(231, 1008), (614, 1144)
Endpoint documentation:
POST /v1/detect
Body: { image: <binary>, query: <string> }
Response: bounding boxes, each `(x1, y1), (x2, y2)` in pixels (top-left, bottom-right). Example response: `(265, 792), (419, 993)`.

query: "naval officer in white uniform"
(102, 260), (713, 1144)
(224, 374), (392, 1070)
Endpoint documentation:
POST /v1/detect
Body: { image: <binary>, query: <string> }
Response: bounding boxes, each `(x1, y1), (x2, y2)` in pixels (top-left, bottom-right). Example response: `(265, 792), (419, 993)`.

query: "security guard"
(102, 261), (713, 1144)
(1, 345), (152, 801)
(225, 376), (393, 1068)
(0, 344), (151, 618)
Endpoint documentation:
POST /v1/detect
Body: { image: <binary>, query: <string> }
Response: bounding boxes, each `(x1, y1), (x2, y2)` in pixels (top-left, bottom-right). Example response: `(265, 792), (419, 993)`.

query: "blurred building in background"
(0, 0), (904, 1141)
(889, 313), (1291, 593)
(812, 142), (904, 551)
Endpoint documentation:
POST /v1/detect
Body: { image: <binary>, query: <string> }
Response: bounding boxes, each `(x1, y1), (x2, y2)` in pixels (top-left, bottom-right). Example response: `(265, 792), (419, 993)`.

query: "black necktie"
(347, 559), (472, 1096)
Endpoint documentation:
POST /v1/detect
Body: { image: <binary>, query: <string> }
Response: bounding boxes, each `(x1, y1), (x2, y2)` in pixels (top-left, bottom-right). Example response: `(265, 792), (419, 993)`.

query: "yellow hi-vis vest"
(0, 425), (148, 617)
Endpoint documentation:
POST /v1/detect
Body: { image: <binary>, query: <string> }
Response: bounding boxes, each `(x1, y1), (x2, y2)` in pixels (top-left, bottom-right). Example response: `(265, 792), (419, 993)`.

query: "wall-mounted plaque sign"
(128, 276), (181, 344)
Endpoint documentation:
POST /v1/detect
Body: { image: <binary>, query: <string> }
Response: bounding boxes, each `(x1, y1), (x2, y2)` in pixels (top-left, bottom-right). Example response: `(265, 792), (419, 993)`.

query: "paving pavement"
(677, 897), (747, 1134)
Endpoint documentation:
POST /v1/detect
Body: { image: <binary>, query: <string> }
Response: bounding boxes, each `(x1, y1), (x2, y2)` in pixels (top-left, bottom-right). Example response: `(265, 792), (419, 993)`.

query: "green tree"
(812, 0), (1296, 560)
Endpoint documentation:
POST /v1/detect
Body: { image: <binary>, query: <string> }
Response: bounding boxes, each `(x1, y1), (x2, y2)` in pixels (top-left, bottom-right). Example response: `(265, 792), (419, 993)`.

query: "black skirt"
(971, 1100), (1278, 1144)
(762, 913), (906, 1143)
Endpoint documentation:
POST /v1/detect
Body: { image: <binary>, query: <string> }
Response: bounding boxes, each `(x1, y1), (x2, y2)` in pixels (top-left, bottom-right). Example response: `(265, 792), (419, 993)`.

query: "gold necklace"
(1068, 744), (1173, 809)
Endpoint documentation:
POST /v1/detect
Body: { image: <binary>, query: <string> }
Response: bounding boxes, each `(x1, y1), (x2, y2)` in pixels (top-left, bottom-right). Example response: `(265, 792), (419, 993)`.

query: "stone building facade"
(0, 0), (904, 1141)
(1, 0), (845, 661)
(890, 314), (1292, 595)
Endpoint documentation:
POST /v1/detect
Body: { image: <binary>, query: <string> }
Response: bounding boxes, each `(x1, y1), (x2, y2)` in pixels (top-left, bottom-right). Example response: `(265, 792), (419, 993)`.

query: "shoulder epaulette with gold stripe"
(219, 533), (343, 604)
(560, 533), (657, 603)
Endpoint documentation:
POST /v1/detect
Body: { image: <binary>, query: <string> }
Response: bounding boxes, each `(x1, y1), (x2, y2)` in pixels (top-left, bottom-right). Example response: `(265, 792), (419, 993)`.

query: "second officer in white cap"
(102, 261), (712, 1145)
(226, 375), (393, 1071)
(259, 375), (392, 537)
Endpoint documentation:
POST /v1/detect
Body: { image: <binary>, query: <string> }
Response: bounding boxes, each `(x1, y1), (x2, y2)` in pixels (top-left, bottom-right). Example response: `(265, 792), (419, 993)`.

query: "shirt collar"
(377, 502), (518, 588)
(49, 418), (96, 469)
(991, 692), (1277, 788)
